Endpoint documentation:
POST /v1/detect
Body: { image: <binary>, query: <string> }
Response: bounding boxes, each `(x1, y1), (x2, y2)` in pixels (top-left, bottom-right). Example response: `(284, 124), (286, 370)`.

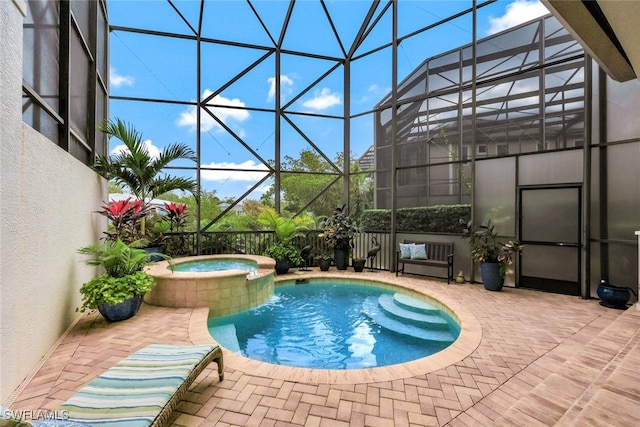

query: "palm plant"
(93, 118), (199, 235)
(257, 207), (314, 266)
(257, 207), (314, 244)
(76, 239), (168, 314)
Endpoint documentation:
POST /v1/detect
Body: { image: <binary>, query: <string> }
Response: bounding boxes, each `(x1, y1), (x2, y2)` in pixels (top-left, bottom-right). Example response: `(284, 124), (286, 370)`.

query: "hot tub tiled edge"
(144, 255), (276, 315)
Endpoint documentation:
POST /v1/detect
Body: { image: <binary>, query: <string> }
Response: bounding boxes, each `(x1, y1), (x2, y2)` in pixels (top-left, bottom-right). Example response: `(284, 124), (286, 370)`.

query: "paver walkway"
(6, 271), (640, 426)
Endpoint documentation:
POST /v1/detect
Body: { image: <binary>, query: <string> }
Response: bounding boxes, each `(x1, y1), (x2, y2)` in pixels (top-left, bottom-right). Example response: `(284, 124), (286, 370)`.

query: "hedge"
(360, 204), (471, 233)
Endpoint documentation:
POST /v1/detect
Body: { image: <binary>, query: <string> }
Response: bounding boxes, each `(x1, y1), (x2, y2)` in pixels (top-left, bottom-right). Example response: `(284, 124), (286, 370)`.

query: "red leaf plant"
(98, 197), (151, 243)
(163, 202), (187, 232)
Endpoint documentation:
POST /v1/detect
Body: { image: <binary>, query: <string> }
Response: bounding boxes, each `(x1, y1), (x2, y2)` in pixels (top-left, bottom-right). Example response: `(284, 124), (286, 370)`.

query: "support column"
(636, 231), (640, 311)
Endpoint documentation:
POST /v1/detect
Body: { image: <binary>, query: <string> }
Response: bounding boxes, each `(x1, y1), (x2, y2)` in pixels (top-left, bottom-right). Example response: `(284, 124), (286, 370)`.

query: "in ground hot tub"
(144, 254), (275, 317)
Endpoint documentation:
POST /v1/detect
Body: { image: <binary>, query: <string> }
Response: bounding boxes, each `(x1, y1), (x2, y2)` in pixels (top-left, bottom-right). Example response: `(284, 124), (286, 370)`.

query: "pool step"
(377, 294), (449, 330)
(208, 324), (241, 353)
(392, 293), (440, 314)
(362, 297), (456, 344)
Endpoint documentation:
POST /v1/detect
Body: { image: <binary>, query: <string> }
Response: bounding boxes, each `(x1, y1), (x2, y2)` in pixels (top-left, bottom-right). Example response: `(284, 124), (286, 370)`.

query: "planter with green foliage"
(263, 241), (302, 274)
(319, 204), (361, 270)
(258, 207), (314, 274)
(77, 239), (167, 321)
(462, 219), (523, 291)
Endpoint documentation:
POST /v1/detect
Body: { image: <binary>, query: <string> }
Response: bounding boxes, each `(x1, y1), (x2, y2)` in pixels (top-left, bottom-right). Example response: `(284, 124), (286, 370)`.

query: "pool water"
(208, 281), (460, 369)
(172, 259), (257, 273)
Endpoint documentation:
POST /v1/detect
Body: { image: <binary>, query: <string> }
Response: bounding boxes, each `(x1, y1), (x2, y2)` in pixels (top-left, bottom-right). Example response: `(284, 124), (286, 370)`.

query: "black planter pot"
(274, 259), (291, 275)
(98, 295), (143, 322)
(597, 282), (631, 309)
(480, 262), (504, 291)
(334, 248), (349, 270)
(352, 258), (366, 272)
(143, 246), (164, 262)
(317, 257), (331, 271)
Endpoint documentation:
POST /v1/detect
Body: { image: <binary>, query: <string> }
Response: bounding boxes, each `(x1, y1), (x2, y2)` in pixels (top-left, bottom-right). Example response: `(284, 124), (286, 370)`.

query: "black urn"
(596, 280), (631, 309)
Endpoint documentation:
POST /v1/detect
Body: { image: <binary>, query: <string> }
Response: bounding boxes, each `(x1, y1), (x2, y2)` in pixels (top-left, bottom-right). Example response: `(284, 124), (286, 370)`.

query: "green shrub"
(360, 204), (471, 233)
(77, 239), (166, 278)
(78, 271), (155, 312)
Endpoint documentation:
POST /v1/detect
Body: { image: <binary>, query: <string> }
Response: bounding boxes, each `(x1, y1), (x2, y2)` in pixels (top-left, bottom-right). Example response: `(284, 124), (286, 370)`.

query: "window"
(461, 146), (470, 161)
(22, 0), (108, 166)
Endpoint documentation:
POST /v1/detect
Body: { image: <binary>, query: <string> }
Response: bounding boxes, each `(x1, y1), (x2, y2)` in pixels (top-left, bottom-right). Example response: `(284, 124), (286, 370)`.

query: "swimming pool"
(208, 279), (460, 369)
(172, 258), (258, 273)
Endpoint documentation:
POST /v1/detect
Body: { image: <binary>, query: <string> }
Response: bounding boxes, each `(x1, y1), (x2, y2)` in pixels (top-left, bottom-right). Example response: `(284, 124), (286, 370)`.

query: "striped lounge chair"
(56, 344), (224, 427)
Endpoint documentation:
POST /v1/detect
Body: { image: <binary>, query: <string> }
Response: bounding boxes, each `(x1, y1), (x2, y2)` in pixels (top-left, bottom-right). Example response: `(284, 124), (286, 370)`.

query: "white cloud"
(302, 88), (342, 111)
(200, 160), (270, 182)
(356, 84), (390, 104)
(110, 66), (134, 88)
(111, 139), (161, 159)
(267, 75), (295, 102)
(252, 183), (272, 194)
(487, 0), (548, 35)
(177, 89), (250, 132)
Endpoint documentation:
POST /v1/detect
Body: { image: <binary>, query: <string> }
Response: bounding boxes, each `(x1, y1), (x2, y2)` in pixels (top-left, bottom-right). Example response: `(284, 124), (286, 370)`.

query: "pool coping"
(145, 254), (275, 279)
(189, 271), (483, 385)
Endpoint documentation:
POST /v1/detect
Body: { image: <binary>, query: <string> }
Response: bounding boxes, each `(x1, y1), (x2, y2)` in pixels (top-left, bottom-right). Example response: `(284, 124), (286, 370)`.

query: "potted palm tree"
(77, 239), (168, 321)
(462, 219), (523, 291)
(92, 118), (198, 250)
(258, 207), (314, 274)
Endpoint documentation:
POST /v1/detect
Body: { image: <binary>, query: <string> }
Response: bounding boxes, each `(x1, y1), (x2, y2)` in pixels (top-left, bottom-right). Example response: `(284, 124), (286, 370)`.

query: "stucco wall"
(0, 0), (106, 403)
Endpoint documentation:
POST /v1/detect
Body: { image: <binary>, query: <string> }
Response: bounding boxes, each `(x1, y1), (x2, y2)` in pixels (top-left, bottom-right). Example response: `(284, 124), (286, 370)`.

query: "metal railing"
(165, 230), (393, 270)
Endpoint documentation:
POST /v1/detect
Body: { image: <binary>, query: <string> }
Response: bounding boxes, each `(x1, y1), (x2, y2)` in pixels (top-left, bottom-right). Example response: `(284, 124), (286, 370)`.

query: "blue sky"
(106, 0), (548, 200)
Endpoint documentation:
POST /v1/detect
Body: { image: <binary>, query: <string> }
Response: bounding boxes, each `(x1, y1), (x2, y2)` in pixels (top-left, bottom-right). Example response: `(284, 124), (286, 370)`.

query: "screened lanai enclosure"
(23, 0), (639, 299)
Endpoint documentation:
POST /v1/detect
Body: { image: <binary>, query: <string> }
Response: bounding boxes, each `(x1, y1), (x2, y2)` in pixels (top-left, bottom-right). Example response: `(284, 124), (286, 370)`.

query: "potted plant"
(318, 204), (361, 270)
(77, 239), (167, 321)
(257, 207), (314, 274)
(162, 201), (191, 256)
(92, 118), (199, 245)
(264, 241), (304, 274)
(462, 219), (523, 291)
(315, 253), (332, 271)
(352, 257), (366, 272)
(97, 197), (149, 244)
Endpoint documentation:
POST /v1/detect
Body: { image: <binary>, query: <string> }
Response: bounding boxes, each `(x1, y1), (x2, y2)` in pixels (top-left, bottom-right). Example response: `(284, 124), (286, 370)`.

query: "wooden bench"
(396, 240), (455, 284)
(58, 344), (224, 426)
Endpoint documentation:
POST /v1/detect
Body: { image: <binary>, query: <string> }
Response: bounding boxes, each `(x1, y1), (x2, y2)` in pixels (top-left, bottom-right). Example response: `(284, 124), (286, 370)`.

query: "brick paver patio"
(7, 271), (640, 426)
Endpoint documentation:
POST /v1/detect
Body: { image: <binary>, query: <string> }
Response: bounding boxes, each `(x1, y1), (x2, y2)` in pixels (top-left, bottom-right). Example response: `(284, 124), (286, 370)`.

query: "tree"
(109, 182), (124, 194)
(279, 149), (341, 218)
(277, 149), (374, 221)
(242, 200), (265, 218)
(350, 162), (374, 223)
(93, 118), (198, 211)
(93, 118), (199, 235)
